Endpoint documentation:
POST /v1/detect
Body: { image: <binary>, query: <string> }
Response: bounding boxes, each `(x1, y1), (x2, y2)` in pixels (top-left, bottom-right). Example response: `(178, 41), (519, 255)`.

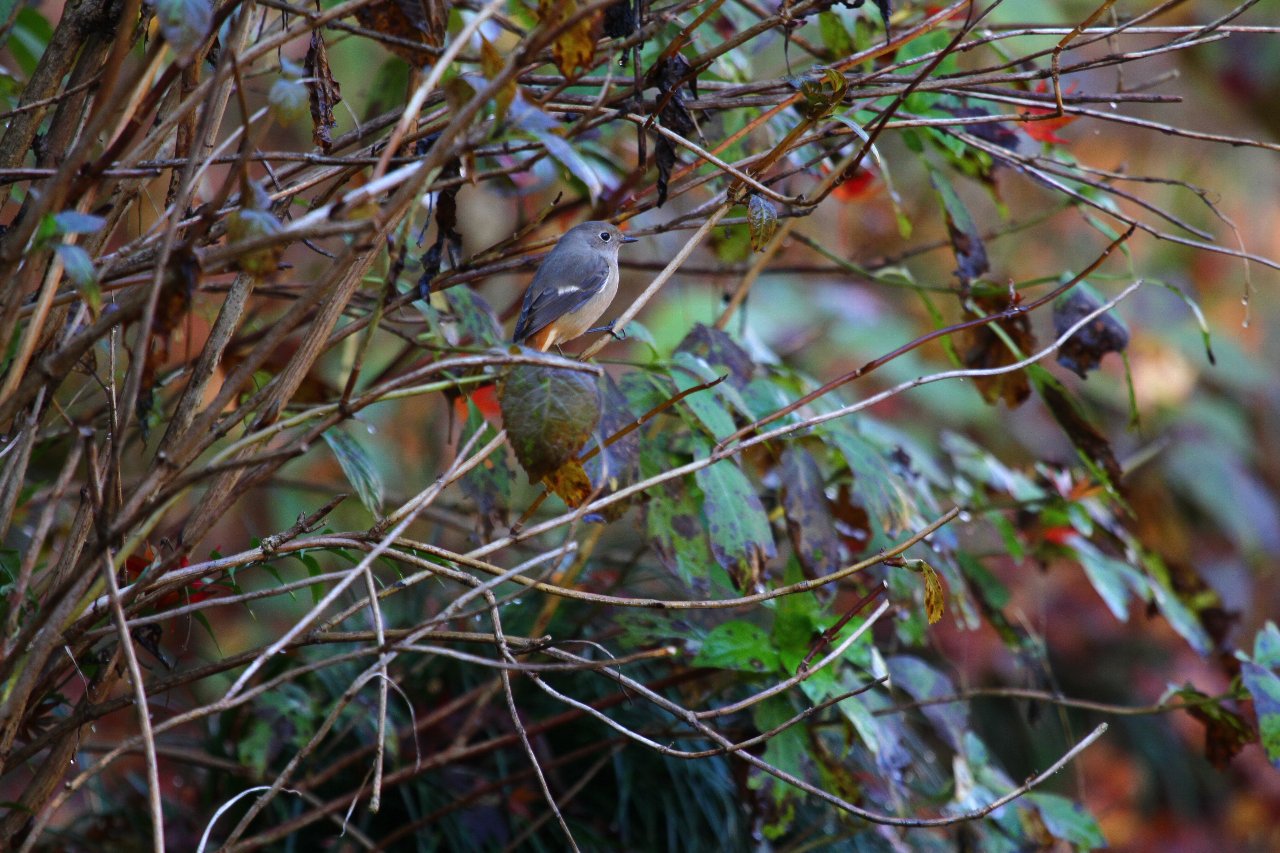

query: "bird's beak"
(621, 235), (639, 243)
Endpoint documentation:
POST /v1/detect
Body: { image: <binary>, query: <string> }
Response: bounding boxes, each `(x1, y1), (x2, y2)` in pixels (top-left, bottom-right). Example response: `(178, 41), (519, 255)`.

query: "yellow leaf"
(538, 0), (600, 78)
(921, 562), (945, 625)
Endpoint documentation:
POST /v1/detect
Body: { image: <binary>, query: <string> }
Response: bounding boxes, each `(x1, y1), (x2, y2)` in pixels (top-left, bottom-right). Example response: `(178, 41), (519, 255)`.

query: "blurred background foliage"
(0, 0), (1278, 850)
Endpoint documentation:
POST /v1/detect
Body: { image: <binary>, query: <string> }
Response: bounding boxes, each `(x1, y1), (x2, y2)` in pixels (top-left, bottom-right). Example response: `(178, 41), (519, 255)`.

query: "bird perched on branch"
(513, 221), (638, 352)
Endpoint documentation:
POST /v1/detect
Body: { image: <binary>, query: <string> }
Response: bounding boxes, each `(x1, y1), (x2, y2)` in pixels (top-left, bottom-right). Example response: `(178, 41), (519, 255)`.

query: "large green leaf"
(694, 621), (780, 672)
(500, 363), (600, 483)
(694, 442), (776, 590)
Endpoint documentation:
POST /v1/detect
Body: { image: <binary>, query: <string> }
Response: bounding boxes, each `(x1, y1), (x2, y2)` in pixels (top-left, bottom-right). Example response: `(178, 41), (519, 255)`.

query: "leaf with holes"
(695, 442), (775, 590)
(747, 194), (778, 252)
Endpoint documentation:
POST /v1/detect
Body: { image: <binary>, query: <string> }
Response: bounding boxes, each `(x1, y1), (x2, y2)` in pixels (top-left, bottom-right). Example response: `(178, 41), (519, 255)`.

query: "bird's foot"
(589, 320), (626, 341)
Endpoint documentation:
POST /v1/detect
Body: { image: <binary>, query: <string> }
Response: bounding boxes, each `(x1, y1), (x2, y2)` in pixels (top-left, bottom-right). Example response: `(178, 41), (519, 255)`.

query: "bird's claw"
(589, 320), (626, 341)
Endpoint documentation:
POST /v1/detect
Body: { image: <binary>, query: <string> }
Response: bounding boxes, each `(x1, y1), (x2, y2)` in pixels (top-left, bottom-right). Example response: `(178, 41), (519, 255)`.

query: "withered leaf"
(961, 293), (1034, 407)
(305, 32), (342, 152)
(479, 35), (515, 125)
(930, 169), (988, 287)
(747, 193), (778, 252)
(538, 0), (602, 78)
(654, 136), (677, 208)
(1032, 367), (1123, 486)
(543, 460), (593, 508)
(1181, 687), (1255, 769)
(1053, 284), (1130, 379)
(649, 54), (699, 138)
(355, 0), (447, 65)
(603, 0), (638, 39)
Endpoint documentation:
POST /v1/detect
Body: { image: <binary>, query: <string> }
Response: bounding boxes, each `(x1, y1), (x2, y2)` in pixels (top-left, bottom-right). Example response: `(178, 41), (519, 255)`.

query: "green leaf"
(441, 287), (502, 347)
(1254, 621), (1280, 668)
(500, 363), (600, 482)
(9, 8), (53, 78)
(885, 655), (966, 750)
(55, 244), (99, 314)
(321, 428), (385, 515)
(778, 444), (841, 577)
(669, 352), (735, 440)
(1240, 661), (1280, 769)
(928, 166), (988, 284)
(694, 621), (779, 672)
(154, 0), (212, 63)
(643, 468), (726, 594)
(824, 425), (919, 535)
(53, 211), (105, 235)
(1070, 537), (1147, 621)
(694, 443), (776, 590)
(746, 193), (777, 252)
(1026, 792), (1106, 850)
(818, 11), (853, 58)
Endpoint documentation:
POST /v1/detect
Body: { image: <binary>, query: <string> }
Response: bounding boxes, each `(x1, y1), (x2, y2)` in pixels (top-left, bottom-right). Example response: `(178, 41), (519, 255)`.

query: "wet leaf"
(930, 169), (988, 286)
(322, 428), (385, 515)
(818, 12), (853, 59)
(440, 287), (501, 347)
(649, 54), (698, 137)
(227, 182), (284, 277)
(543, 460), (593, 507)
(1240, 660), (1280, 768)
(500, 363), (601, 483)
(824, 426), (919, 535)
(747, 194), (778, 252)
(1053, 284), (1130, 379)
(695, 443), (776, 591)
(53, 211), (105, 235)
(779, 444), (841, 578)
(538, 0), (600, 78)
(55, 243), (96, 290)
(669, 353), (735, 440)
(305, 32), (342, 152)
(530, 128), (602, 204)
(886, 655), (967, 750)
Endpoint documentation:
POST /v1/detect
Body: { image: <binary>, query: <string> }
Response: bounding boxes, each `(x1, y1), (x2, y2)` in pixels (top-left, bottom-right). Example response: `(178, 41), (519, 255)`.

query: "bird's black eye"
(599, 231), (611, 242)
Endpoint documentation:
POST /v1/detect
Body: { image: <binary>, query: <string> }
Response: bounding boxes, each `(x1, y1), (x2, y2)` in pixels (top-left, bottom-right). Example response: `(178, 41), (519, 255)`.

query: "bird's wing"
(513, 250), (611, 343)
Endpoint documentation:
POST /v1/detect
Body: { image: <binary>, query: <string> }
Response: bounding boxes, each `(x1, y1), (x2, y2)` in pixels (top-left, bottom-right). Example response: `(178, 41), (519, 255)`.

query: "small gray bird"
(513, 221), (638, 352)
